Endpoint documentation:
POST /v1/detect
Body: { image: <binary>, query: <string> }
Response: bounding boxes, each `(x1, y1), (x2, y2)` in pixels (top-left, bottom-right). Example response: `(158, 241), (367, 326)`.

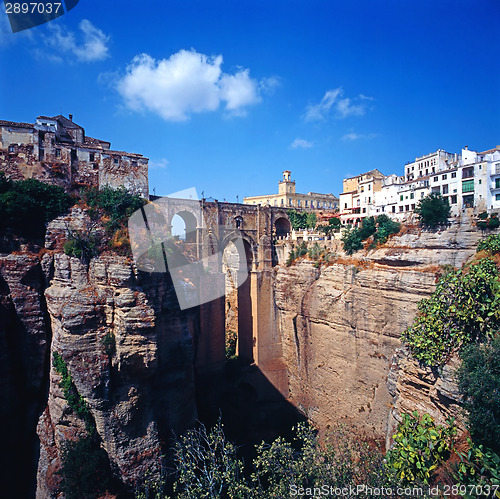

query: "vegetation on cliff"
(341, 214), (400, 255)
(0, 172), (74, 237)
(414, 193), (451, 228)
(137, 421), (397, 498)
(395, 233), (500, 490)
(63, 185), (146, 259)
(287, 209), (317, 230)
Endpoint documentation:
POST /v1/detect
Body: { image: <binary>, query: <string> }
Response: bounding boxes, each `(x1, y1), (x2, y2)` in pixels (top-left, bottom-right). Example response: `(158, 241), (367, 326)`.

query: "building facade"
(0, 114), (149, 197)
(339, 146), (500, 225)
(244, 170), (338, 210)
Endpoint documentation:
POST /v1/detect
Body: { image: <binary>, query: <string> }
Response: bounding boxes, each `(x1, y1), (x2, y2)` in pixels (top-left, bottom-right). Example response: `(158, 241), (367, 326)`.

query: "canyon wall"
(274, 222), (486, 442)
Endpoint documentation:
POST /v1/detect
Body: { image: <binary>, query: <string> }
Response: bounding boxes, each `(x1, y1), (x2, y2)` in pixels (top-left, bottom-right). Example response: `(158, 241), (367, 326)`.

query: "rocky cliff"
(274, 222), (486, 443)
(0, 208), (198, 498)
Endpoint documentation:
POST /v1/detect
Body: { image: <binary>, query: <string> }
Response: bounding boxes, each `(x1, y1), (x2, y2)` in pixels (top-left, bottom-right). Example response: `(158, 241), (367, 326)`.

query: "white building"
(339, 145), (500, 225)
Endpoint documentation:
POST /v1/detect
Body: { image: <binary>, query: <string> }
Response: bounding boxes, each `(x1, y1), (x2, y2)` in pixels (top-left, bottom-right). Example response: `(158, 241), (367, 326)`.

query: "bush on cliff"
(414, 193), (450, 228)
(341, 215), (400, 255)
(456, 337), (500, 453)
(0, 172), (74, 237)
(83, 185), (145, 234)
(401, 257), (500, 366)
(136, 421), (396, 498)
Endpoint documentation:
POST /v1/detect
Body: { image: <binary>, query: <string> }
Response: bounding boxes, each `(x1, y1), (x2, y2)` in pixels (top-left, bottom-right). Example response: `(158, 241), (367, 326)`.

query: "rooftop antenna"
(236, 194), (239, 203)
(201, 190), (204, 198)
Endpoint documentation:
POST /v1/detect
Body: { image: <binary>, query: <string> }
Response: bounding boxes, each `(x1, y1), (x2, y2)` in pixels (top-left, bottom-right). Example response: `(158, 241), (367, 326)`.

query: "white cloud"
(149, 158), (169, 169)
(44, 19), (109, 62)
(117, 49), (266, 121)
(305, 88), (372, 121)
(290, 138), (313, 149)
(341, 132), (377, 141)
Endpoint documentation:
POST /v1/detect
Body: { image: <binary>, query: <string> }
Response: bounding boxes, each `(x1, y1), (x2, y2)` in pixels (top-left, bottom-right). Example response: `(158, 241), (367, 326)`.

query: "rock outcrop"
(274, 222), (487, 442)
(0, 251), (51, 499)
(36, 251), (198, 497)
(275, 260), (436, 440)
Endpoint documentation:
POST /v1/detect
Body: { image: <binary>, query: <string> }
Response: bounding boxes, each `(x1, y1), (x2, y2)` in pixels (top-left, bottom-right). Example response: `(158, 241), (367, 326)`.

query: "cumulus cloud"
(117, 49), (265, 121)
(305, 87), (372, 121)
(44, 19), (109, 62)
(341, 132), (377, 141)
(290, 138), (313, 149)
(149, 158), (169, 169)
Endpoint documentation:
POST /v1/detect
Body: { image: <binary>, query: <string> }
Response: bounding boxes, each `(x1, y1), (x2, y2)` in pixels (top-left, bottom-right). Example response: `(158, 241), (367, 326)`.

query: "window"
(462, 167), (474, 179)
(479, 180), (482, 184)
(305, 200), (308, 207)
(410, 193), (414, 199)
(114, 157), (119, 165)
(496, 194), (500, 201)
(421, 192), (424, 198)
(368, 197), (371, 203)
(344, 203), (347, 209)
(462, 180), (474, 193)
(411, 204), (415, 210)
(451, 195), (457, 204)
(298, 200), (301, 207)
(363, 208), (366, 213)
(496, 178), (500, 189)
(399, 206), (403, 212)
(442, 185), (449, 194)
(392, 206), (396, 213)
(55, 149), (61, 158)
(433, 176), (438, 182)
(405, 205), (410, 211)
(400, 195), (403, 201)
(89, 152), (95, 162)
(442, 174), (447, 180)
(8, 145), (15, 153)
(368, 185), (371, 190)
(451, 172), (457, 178)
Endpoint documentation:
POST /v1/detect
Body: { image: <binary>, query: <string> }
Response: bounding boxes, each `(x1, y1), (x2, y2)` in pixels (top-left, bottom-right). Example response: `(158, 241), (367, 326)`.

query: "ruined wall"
(100, 154), (148, 197)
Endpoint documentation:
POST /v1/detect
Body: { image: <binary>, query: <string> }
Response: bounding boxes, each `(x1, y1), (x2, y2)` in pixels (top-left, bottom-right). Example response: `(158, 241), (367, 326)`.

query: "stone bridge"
(153, 198), (292, 394)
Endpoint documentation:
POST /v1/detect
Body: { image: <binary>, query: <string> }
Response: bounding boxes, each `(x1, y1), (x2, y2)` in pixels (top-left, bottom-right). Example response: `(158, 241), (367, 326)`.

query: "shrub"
(170, 420), (249, 498)
(415, 193), (451, 228)
(287, 210), (316, 230)
(456, 337), (500, 452)
(341, 227), (363, 255)
(83, 185), (145, 234)
(52, 352), (94, 432)
(477, 233), (500, 253)
(100, 332), (116, 357)
(0, 173), (74, 237)
(225, 330), (237, 359)
(386, 411), (456, 485)
(402, 258), (500, 366)
(58, 436), (111, 499)
(63, 226), (100, 264)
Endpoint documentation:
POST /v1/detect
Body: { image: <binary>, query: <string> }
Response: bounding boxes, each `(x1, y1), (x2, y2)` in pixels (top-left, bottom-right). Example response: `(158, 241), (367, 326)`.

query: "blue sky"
(1, 0), (499, 201)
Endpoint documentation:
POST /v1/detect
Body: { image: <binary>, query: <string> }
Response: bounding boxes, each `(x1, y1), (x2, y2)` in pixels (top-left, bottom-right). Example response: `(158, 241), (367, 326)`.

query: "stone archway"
(221, 237), (254, 364)
(274, 216), (291, 238)
(170, 209), (198, 243)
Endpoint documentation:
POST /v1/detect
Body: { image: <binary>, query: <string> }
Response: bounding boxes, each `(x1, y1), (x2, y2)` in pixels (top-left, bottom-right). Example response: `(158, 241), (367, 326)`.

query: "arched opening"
(222, 238), (253, 364)
(171, 210), (197, 243)
(274, 217), (291, 238)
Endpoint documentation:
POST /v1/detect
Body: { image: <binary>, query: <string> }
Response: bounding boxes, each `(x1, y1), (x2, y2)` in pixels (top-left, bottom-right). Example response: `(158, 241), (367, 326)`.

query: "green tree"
(341, 227), (363, 255)
(0, 174), (74, 237)
(402, 258), (500, 366)
(415, 193), (451, 228)
(456, 337), (500, 453)
(386, 411), (456, 485)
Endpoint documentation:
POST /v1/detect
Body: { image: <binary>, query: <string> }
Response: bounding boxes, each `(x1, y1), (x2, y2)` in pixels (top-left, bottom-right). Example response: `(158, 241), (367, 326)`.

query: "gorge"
(0, 206), (491, 497)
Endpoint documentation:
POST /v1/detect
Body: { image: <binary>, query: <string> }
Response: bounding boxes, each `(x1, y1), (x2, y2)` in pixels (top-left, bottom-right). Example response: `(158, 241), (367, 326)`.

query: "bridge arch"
(274, 216), (291, 238)
(221, 235), (255, 364)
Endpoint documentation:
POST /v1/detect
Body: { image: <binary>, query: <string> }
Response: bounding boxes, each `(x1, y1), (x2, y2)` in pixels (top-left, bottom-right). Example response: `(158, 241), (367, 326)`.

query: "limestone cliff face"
(274, 222), (484, 442)
(36, 250), (198, 497)
(0, 251), (51, 498)
(275, 260), (436, 440)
